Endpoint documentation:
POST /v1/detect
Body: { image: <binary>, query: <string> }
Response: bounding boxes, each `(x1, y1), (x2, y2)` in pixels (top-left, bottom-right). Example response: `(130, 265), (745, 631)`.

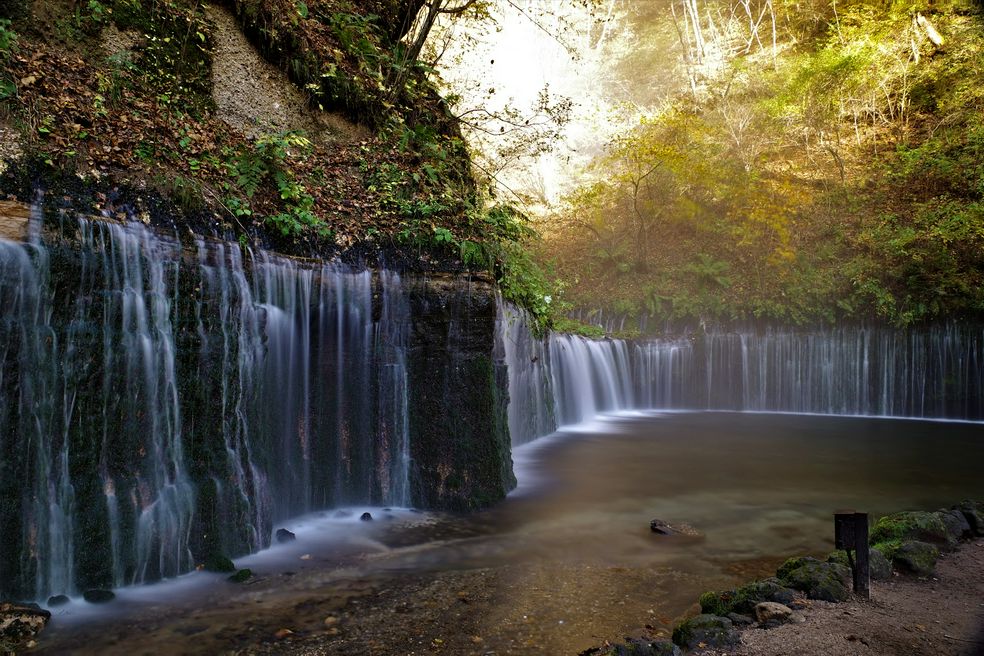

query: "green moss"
(870, 511), (950, 547)
(672, 614), (738, 650)
(227, 568), (252, 583)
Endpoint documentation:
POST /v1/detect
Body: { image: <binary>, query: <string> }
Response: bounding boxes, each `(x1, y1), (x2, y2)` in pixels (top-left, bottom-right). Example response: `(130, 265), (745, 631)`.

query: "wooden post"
(834, 510), (870, 599)
(853, 512), (870, 599)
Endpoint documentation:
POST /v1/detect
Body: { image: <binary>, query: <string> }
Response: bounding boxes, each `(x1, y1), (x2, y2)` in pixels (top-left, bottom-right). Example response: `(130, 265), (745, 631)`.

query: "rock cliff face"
(0, 204), (513, 600)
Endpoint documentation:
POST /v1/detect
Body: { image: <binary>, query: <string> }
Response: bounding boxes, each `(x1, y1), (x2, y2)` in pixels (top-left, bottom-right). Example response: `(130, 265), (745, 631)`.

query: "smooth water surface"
(38, 413), (984, 655)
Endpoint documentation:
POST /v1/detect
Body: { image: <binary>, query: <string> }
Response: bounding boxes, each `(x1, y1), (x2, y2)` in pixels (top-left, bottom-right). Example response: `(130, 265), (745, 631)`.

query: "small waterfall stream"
(498, 304), (984, 447)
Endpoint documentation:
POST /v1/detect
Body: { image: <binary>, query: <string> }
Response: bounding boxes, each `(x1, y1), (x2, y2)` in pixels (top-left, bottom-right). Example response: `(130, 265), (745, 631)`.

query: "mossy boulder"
(870, 511), (951, 548)
(936, 509), (972, 541)
(228, 568), (252, 583)
(672, 614), (739, 650)
(777, 557), (851, 602)
(954, 500), (984, 536)
(203, 554), (236, 573)
(595, 638), (682, 656)
(875, 540), (939, 576)
(826, 548), (892, 580)
(698, 578), (797, 616)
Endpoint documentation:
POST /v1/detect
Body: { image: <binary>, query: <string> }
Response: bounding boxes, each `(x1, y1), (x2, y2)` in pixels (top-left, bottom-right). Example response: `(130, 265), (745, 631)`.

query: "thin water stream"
(36, 412), (984, 655)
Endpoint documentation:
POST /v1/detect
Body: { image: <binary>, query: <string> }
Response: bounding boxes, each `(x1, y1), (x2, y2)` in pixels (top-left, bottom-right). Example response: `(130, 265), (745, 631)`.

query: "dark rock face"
(672, 614), (740, 650)
(777, 557), (851, 602)
(406, 274), (514, 511)
(0, 602), (50, 647)
(82, 589), (115, 603)
(275, 528), (296, 543)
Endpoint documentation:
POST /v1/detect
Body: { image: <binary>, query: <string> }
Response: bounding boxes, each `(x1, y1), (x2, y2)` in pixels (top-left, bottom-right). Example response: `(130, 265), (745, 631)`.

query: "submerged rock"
(360, 512), (373, 522)
(275, 528), (296, 543)
(82, 589), (115, 604)
(228, 568), (252, 583)
(672, 614), (739, 650)
(0, 602), (51, 647)
(332, 510), (353, 519)
(46, 594), (70, 607)
(649, 519), (701, 537)
(777, 557), (851, 602)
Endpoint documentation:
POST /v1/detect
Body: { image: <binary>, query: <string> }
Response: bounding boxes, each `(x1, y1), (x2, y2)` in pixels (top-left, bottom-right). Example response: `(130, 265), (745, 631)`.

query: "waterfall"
(498, 304), (984, 447)
(0, 218), (418, 600)
(496, 303), (636, 445)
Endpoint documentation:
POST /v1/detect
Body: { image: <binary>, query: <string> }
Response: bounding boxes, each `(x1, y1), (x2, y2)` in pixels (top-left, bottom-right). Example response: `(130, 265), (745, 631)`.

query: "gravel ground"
(699, 539), (984, 656)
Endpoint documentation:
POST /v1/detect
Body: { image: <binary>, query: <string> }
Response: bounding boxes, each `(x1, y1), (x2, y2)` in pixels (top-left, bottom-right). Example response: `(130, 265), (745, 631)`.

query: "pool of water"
(36, 412), (984, 654)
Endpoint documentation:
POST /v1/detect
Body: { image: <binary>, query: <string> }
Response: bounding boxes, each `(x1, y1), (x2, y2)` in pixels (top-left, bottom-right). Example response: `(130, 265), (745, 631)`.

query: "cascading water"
(498, 303), (984, 447)
(0, 216), (417, 600)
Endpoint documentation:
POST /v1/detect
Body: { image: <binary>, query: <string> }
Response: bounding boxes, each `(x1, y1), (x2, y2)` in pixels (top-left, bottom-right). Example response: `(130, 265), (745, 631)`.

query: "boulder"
(360, 512), (373, 521)
(726, 612), (753, 626)
(698, 578), (800, 616)
(46, 595), (70, 607)
(672, 615), (740, 650)
(754, 602), (793, 624)
(870, 511), (951, 548)
(228, 568), (252, 583)
(869, 548), (893, 580)
(649, 519), (701, 537)
(777, 557), (851, 602)
(954, 500), (984, 537)
(204, 554), (236, 573)
(275, 528), (296, 543)
(826, 548), (892, 580)
(876, 540), (939, 576)
(583, 640), (681, 656)
(0, 602), (50, 648)
(937, 509), (972, 542)
(82, 589), (115, 603)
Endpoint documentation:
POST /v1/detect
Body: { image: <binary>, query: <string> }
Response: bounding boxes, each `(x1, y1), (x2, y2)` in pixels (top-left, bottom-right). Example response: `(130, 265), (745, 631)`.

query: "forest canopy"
(514, 0), (984, 331)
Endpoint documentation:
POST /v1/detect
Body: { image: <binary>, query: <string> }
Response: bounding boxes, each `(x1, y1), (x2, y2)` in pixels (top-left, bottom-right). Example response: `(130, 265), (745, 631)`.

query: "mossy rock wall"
(406, 273), (515, 510)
